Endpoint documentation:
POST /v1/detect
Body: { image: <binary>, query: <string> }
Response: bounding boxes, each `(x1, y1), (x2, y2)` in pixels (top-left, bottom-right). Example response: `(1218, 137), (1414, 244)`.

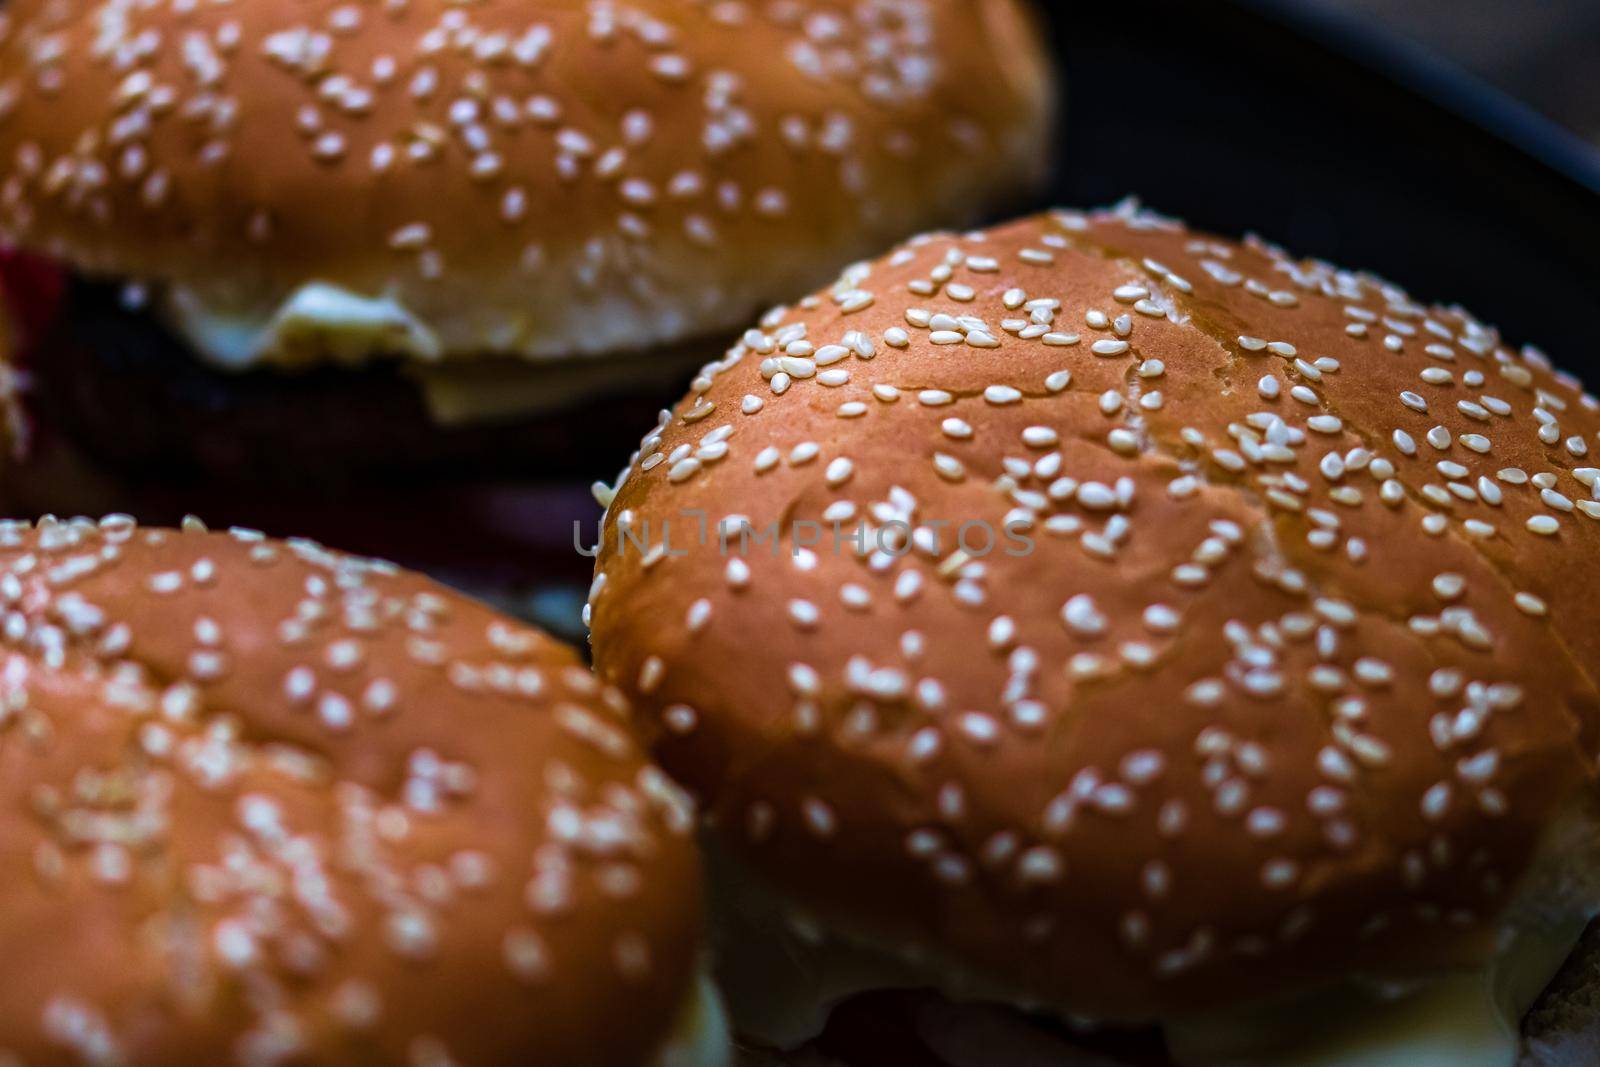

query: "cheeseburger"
(589, 202), (1600, 1064)
(0, 514), (726, 1066)
(0, 0), (1053, 574)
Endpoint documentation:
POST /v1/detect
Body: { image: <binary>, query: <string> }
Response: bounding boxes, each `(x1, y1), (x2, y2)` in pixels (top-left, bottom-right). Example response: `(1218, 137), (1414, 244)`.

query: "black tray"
(1031, 0), (1600, 372)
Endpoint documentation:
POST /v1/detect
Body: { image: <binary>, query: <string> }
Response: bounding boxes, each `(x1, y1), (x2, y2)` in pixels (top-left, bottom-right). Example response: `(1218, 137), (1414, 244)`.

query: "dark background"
(1328, 0), (1600, 146)
(1030, 0), (1600, 377)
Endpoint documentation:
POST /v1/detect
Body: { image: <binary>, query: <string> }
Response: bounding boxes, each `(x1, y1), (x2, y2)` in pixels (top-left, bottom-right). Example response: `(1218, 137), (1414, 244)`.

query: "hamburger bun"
(588, 202), (1600, 1059)
(0, 0), (1054, 369)
(0, 514), (726, 1066)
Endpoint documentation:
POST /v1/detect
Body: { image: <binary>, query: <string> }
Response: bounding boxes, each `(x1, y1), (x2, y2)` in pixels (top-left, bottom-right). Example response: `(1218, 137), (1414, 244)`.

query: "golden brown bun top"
(0, 516), (705, 1066)
(589, 203), (1600, 1021)
(0, 0), (1054, 365)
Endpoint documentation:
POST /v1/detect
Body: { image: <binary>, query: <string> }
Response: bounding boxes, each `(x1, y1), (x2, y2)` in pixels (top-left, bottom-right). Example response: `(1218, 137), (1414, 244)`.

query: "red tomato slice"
(0, 250), (67, 356)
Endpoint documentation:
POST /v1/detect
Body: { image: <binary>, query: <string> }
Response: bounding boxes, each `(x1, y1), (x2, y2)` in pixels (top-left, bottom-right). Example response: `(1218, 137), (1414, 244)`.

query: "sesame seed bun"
(0, 515), (722, 1066)
(0, 0), (1053, 368)
(588, 203), (1600, 1031)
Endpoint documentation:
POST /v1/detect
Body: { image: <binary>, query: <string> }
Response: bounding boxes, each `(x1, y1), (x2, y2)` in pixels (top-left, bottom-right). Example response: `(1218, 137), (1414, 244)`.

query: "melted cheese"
(1165, 916), (1586, 1066)
(162, 279), (709, 426)
(407, 345), (703, 425)
(655, 970), (733, 1067)
(168, 282), (442, 368)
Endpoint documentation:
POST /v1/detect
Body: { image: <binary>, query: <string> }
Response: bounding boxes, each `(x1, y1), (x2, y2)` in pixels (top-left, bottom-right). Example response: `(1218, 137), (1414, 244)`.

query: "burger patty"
(20, 273), (683, 486)
(0, 263), (670, 606)
(809, 991), (1173, 1066)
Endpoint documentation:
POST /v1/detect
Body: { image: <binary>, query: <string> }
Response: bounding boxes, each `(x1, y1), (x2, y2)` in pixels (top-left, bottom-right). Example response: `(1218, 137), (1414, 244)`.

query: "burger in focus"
(588, 202), (1600, 1065)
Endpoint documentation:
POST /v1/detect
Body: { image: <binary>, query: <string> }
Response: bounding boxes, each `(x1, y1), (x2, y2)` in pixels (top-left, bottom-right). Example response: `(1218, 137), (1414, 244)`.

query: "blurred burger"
(588, 202), (1600, 1065)
(0, 513), (726, 1066)
(0, 0), (1053, 591)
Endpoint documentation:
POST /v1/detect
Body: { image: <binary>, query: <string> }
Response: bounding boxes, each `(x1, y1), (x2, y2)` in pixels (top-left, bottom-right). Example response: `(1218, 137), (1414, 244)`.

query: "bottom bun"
(706, 834), (1598, 1067)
